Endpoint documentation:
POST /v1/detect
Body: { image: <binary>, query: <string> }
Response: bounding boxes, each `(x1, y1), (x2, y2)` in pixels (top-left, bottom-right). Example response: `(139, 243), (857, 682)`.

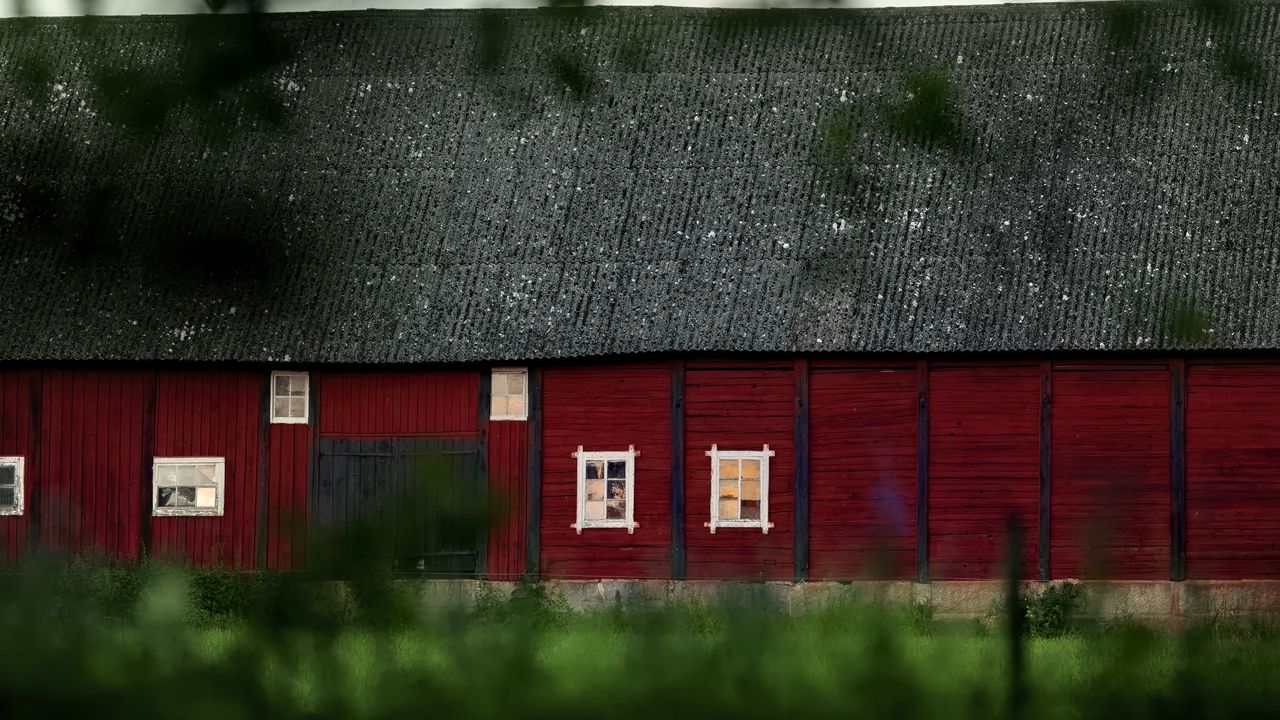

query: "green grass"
(0, 563), (1278, 720)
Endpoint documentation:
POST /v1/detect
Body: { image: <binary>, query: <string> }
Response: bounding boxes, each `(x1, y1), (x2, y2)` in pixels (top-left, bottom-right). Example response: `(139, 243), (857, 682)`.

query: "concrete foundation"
(410, 579), (1280, 620)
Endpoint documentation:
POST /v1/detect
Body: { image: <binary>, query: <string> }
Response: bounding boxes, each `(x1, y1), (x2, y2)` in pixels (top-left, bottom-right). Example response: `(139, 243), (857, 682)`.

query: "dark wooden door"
(311, 437), (485, 575)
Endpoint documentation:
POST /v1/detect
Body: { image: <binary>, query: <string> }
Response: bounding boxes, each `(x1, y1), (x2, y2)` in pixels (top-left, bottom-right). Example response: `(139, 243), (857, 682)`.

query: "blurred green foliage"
(0, 559), (1278, 719)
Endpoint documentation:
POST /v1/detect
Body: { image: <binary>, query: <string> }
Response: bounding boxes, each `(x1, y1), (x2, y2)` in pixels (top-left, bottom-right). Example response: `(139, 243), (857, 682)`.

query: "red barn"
(1, 4), (1279, 593)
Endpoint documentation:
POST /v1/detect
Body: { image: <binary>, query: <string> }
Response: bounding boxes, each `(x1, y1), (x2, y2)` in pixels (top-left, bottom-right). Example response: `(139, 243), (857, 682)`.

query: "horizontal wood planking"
(1186, 365), (1280, 579)
(1050, 368), (1170, 580)
(540, 364), (671, 579)
(684, 367), (794, 580)
(929, 365), (1040, 580)
(152, 371), (262, 569)
(809, 367), (917, 580)
(487, 419), (528, 579)
(38, 370), (150, 560)
(267, 423), (310, 571)
(318, 371), (478, 436)
(0, 370), (33, 562)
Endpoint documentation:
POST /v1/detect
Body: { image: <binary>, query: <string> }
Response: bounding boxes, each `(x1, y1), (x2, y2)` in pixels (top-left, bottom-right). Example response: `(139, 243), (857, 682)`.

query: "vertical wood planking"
(928, 365), (1040, 580)
(486, 420), (528, 579)
(809, 364), (917, 580)
(1185, 364), (1280, 579)
(917, 360), (929, 582)
(1170, 360), (1187, 581)
(1050, 366), (1170, 580)
(541, 363), (670, 579)
(1039, 361), (1052, 582)
(476, 370), (490, 577)
(319, 371), (478, 436)
(0, 370), (33, 562)
(670, 359), (686, 579)
(525, 367), (542, 578)
(684, 363), (794, 580)
(793, 360), (809, 581)
(255, 373), (271, 569)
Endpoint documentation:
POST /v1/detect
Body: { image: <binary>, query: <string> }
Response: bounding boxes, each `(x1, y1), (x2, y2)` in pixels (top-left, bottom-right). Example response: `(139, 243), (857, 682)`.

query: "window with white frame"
(571, 446), (638, 534)
(705, 445), (775, 534)
(490, 368), (528, 421)
(0, 457), (23, 516)
(153, 457), (225, 516)
(271, 371), (309, 424)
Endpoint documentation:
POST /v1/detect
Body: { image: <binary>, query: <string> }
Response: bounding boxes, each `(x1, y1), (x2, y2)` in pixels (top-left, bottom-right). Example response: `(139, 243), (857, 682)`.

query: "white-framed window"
(571, 445), (638, 534)
(490, 368), (528, 421)
(271, 371), (309, 424)
(705, 444), (775, 534)
(0, 457), (24, 516)
(152, 457), (225, 517)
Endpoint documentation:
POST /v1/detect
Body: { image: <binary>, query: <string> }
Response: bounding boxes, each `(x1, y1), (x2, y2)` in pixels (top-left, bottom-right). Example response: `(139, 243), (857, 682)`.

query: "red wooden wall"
(38, 370), (151, 561)
(683, 362), (794, 580)
(540, 363), (672, 579)
(0, 371), (34, 562)
(152, 371), (262, 569)
(809, 363), (917, 580)
(1051, 367), (1170, 579)
(487, 419), (528, 580)
(318, 371), (477, 436)
(929, 365), (1040, 580)
(1187, 365), (1280, 579)
(266, 422), (309, 571)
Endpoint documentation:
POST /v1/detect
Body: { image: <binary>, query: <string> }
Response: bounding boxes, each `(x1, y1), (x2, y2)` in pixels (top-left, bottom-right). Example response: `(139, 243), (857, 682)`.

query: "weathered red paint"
(38, 370), (151, 561)
(266, 423), (309, 571)
(152, 371), (262, 569)
(1051, 367), (1170, 580)
(0, 370), (35, 562)
(1187, 365), (1280, 579)
(486, 419), (528, 579)
(809, 364), (917, 580)
(929, 365), (1040, 580)
(318, 371), (477, 436)
(683, 364), (794, 580)
(540, 364), (671, 579)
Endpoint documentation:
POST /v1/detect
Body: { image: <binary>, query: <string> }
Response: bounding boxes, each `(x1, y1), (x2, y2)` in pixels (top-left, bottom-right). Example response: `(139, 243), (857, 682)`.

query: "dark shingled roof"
(2, 2), (1280, 363)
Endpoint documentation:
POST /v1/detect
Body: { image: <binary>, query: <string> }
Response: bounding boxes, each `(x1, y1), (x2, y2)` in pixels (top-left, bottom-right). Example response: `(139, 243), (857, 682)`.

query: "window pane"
(584, 461), (603, 480)
(274, 397), (291, 419)
(157, 487), (176, 507)
(607, 480), (627, 518)
(585, 501), (606, 520)
(718, 478), (738, 501)
(606, 497), (625, 520)
(290, 398), (306, 418)
(741, 479), (760, 502)
(176, 487), (197, 506)
(274, 375), (290, 397)
(197, 465), (218, 485)
(507, 395), (525, 418)
(718, 498), (739, 521)
(507, 373), (525, 395)
(157, 466), (179, 486)
(178, 466), (198, 485)
(719, 459), (739, 480)
(586, 480), (605, 502)
(491, 395), (509, 417)
(741, 500), (761, 521)
(491, 372), (508, 396)
(0, 465), (13, 486)
(607, 461), (626, 479)
(0, 487), (13, 508)
(196, 487), (217, 508)
(741, 459), (760, 480)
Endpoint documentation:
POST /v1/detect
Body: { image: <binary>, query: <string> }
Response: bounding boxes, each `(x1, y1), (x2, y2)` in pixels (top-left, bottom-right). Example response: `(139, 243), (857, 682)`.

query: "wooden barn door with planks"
(310, 437), (485, 575)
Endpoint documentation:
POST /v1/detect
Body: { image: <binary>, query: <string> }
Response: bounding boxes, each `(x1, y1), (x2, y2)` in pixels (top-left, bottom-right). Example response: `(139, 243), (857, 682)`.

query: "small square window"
(270, 372), (309, 424)
(705, 445), (775, 534)
(490, 368), (528, 421)
(571, 446), (638, 533)
(153, 457), (225, 517)
(0, 457), (24, 516)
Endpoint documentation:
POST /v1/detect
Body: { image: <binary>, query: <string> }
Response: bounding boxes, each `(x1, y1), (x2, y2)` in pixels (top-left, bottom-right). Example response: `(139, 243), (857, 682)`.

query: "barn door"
(311, 437), (486, 575)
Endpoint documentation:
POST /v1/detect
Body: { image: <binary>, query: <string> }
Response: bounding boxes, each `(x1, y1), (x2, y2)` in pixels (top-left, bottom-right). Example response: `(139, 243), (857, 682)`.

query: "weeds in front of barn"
(0, 558), (1277, 719)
